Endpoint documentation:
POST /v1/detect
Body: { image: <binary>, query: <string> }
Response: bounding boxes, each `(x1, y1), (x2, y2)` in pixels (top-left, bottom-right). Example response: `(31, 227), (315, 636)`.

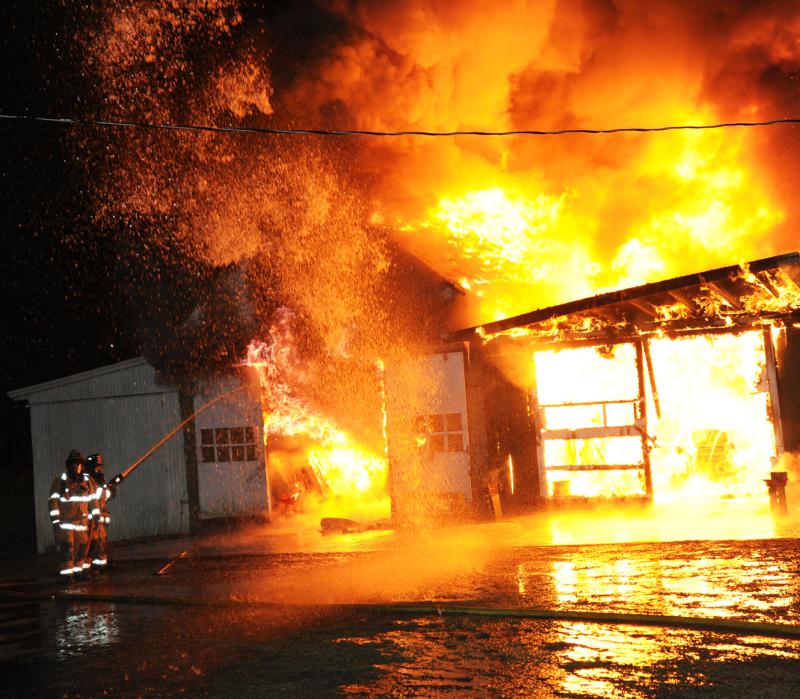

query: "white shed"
(9, 358), (270, 553)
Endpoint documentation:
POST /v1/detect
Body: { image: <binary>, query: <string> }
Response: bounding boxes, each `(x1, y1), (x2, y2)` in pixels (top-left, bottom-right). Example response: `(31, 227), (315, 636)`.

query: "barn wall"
(777, 326), (800, 454)
(469, 347), (539, 514)
(193, 375), (269, 520)
(27, 361), (190, 552)
(385, 350), (472, 523)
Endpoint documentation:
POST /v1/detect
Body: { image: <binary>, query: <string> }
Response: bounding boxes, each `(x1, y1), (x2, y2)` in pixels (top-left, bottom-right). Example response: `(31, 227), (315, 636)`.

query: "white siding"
(20, 358), (161, 404)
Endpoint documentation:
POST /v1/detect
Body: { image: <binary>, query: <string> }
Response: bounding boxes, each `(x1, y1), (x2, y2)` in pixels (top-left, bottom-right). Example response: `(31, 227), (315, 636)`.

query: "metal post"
(635, 340), (653, 500)
(179, 393), (201, 534)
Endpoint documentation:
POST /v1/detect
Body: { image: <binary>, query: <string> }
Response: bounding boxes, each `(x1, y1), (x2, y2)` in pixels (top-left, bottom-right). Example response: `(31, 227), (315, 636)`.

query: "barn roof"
(447, 252), (800, 346)
(7, 357), (154, 401)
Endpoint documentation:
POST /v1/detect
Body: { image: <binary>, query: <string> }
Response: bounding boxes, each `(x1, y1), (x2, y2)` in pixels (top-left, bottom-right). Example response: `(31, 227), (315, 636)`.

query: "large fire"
(75, 2), (800, 525)
(397, 127), (783, 324)
(534, 331), (779, 502)
(244, 313), (390, 523)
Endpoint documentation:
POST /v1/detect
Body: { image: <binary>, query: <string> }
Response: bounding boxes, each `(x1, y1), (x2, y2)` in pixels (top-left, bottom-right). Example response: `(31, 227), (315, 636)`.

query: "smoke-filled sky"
(71, 0), (800, 323)
(3, 0), (800, 400)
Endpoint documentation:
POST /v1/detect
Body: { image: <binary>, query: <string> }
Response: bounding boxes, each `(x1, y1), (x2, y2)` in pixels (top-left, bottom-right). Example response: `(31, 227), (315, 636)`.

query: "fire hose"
(71, 385), (247, 571)
(3, 588), (799, 641)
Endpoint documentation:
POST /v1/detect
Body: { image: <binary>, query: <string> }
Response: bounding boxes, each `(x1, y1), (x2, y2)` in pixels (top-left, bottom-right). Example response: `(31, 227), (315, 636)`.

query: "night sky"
(2, 5), (125, 465)
(1, 2), (311, 448)
(0, 3), (280, 548)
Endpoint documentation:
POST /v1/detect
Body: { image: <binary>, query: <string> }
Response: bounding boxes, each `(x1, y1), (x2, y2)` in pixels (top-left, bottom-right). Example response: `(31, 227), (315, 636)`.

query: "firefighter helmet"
(65, 449), (85, 479)
(87, 453), (105, 483)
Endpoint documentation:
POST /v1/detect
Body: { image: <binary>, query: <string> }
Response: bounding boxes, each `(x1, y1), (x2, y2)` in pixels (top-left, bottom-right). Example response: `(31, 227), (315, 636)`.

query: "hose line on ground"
(3, 589), (799, 641)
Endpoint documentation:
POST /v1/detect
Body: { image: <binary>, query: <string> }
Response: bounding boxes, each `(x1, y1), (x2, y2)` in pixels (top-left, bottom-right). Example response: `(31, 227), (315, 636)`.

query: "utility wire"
(2, 112), (800, 137)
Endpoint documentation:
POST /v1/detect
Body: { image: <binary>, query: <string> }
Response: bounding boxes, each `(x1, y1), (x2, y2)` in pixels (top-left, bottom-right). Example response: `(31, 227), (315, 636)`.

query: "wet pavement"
(2, 507), (800, 697)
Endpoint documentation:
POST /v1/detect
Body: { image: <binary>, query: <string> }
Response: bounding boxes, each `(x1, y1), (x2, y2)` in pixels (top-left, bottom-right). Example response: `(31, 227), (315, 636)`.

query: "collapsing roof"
(448, 252), (800, 346)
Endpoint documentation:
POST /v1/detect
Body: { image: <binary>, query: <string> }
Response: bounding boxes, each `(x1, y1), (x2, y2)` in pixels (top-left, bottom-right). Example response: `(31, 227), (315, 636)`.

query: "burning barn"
(11, 251), (800, 545)
(8, 358), (269, 553)
(386, 252), (800, 522)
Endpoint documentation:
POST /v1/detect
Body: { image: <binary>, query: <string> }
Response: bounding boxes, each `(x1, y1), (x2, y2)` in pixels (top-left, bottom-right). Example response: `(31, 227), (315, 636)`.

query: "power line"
(2, 112), (800, 137)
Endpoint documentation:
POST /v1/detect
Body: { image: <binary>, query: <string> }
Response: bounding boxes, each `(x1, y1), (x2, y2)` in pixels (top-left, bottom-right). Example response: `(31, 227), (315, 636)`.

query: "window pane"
(445, 413), (462, 432)
(429, 414), (445, 432)
(215, 428), (229, 444)
(232, 445), (245, 461)
(447, 432), (463, 452)
(429, 433), (446, 452)
(201, 447), (215, 463)
(414, 415), (428, 432)
(230, 427), (244, 444)
(245, 426), (256, 443)
(217, 446), (231, 462)
(201, 429), (214, 445)
(605, 402), (636, 426)
(545, 404), (603, 430)
(246, 445), (258, 462)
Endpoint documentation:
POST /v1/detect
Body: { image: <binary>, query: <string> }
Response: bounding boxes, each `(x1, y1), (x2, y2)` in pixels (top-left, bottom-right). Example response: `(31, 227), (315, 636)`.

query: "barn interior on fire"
(388, 252), (800, 521)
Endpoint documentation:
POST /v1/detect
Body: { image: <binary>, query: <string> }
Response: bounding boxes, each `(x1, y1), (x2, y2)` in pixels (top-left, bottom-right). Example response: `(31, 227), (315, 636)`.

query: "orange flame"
(80, 2), (800, 526)
(244, 315), (389, 521)
(533, 330), (779, 503)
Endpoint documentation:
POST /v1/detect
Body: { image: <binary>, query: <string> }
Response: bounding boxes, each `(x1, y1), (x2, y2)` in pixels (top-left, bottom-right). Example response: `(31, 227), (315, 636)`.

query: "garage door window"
(200, 427), (259, 463)
(415, 413), (464, 452)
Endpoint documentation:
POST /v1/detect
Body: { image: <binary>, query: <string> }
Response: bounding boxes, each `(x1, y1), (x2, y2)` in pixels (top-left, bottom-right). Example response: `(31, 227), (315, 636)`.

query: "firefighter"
(86, 453), (114, 572)
(49, 450), (94, 581)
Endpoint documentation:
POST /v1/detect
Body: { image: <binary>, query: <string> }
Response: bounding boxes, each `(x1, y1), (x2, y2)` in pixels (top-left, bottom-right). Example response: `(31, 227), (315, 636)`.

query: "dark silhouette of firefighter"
(87, 453), (115, 572)
(49, 450), (94, 580)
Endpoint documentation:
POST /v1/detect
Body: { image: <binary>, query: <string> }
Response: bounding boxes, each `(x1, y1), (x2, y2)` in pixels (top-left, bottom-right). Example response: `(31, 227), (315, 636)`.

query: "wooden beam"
(514, 324), (758, 352)
(541, 424), (644, 440)
(546, 464), (643, 472)
(707, 281), (741, 309)
(539, 398), (635, 409)
(666, 289), (699, 314)
(642, 339), (661, 419)
(755, 271), (781, 298)
(763, 326), (785, 457)
(626, 298), (658, 318)
(635, 340), (653, 499)
(779, 263), (800, 288)
(447, 251), (800, 342)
